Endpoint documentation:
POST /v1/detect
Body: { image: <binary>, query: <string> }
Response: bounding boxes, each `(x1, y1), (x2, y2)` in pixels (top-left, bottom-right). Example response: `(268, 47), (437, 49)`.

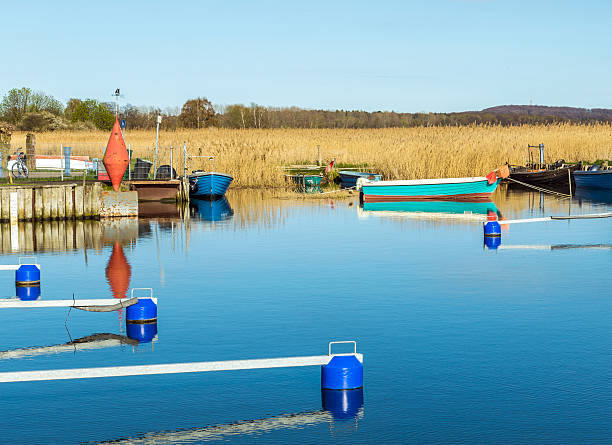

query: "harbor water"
(0, 185), (611, 444)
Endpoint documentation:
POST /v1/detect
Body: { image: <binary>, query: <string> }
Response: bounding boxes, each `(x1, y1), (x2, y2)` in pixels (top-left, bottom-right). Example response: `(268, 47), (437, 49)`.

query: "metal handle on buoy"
(18, 256), (37, 265)
(130, 288), (154, 300)
(328, 341), (357, 356)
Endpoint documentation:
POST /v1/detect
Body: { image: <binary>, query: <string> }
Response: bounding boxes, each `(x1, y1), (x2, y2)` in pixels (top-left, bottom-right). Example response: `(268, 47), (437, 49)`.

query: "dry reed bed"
(11, 124), (612, 188)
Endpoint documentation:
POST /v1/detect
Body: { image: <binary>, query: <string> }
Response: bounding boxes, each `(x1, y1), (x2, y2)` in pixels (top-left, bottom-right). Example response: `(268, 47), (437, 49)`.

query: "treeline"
(2, 86), (612, 133)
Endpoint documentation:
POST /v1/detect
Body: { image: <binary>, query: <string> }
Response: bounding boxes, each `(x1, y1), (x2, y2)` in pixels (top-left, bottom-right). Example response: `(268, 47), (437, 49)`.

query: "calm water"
(1, 186), (611, 444)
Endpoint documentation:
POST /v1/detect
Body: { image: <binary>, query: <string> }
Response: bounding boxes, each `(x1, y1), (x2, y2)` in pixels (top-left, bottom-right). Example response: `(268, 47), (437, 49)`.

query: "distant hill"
(479, 105), (612, 121)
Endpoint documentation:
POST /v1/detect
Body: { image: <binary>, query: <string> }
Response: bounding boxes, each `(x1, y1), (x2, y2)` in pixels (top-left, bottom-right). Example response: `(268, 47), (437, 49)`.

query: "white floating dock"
(499, 212), (612, 225)
(0, 353), (363, 383)
(0, 298), (143, 309)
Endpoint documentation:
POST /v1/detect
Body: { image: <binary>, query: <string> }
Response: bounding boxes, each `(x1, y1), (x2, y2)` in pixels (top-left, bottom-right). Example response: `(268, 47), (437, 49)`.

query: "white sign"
(157, 115), (162, 124)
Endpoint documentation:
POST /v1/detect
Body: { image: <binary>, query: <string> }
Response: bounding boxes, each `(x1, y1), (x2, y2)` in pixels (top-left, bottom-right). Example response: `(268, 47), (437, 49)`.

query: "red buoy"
(103, 117), (130, 191)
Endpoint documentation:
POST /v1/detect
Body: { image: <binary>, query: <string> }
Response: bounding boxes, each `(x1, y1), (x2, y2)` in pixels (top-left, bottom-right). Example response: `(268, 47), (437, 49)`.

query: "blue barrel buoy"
(126, 298), (157, 323)
(15, 264), (40, 286)
(322, 388), (364, 420)
(16, 285), (41, 301)
(321, 355), (363, 390)
(126, 322), (158, 343)
(483, 220), (501, 237)
(484, 236), (502, 250)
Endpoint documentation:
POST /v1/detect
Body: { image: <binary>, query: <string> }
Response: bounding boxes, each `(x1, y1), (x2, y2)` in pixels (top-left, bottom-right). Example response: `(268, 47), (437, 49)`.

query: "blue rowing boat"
(188, 171), (233, 199)
(573, 167), (612, 190)
(338, 170), (382, 186)
(360, 176), (501, 203)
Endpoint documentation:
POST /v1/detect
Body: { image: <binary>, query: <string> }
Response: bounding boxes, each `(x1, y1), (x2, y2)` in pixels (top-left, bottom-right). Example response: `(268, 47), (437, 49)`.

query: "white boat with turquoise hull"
(360, 176), (501, 203)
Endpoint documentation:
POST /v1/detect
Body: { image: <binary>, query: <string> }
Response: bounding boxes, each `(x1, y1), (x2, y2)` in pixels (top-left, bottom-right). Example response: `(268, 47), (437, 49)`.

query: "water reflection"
(190, 197), (234, 222)
(0, 333), (138, 360)
(360, 200), (500, 223)
(92, 390), (364, 444)
(0, 188), (607, 255)
(574, 188), (612, 205)
(105, 242), (132, 299)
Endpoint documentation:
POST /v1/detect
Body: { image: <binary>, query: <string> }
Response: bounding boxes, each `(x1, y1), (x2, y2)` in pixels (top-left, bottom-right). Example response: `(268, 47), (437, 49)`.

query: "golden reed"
(10, 124), (612, 188)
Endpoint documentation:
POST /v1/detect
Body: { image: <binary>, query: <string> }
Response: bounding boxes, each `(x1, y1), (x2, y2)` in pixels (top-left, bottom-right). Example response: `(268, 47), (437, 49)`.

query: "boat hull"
(287, 175), (323, 186)
(189, 172), (233, 199)
(361, 177), (500, 203)
(573, 170), (612, 190)
(508, 165), (579, 186)
(338, 171), (382, 186)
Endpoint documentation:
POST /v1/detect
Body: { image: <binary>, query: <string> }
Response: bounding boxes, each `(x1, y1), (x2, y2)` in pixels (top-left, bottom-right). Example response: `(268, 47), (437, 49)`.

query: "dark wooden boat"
(508, 162), (581, 186)
(507, 144), (581, 187)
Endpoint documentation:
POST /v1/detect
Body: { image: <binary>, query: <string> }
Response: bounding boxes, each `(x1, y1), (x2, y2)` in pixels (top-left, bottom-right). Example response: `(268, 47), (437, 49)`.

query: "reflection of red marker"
(103, 117), (130, 191)
(105, 241), (132, 299)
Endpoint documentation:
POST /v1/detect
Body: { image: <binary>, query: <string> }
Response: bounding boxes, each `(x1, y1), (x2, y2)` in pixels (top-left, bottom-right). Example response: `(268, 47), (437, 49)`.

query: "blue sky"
(2, 0), (611, 112)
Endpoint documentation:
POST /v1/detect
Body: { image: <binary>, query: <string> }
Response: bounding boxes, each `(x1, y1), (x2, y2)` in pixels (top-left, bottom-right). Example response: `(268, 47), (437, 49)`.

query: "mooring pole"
(170, 146), (174, 180)
(154, 115), (161, 179)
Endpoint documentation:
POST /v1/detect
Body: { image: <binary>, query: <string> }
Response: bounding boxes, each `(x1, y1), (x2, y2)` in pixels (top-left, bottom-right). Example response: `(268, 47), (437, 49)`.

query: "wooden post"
(57, 186), (66, 219)
(83, 184), (92, 218)
(34, 188), (44, 220)
(74, 186), (84, 219)
(50, 187), (59, 220)
(25, 133), (36, 171)
(16, 188), (25, 220)
(90, 182), (102, 218)
(42, 188), (52, 220)
(1, 188), (9, 221)
(317, 145), (321, 166)
(65, 186), (74, 219)
(568, 168), (572, 197)
(23, 188), (33, 220)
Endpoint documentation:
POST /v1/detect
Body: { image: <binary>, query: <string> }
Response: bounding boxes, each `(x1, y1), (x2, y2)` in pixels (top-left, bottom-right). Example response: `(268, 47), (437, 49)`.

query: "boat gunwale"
(361, 176), (490, 187)
(188, 171), (234, 180)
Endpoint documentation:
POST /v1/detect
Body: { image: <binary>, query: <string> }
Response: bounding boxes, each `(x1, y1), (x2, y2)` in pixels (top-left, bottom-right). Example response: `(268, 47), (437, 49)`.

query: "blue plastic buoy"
(16, 285), (41, 301)
(321, 355), (363, 390)
(484, 236), (502, 250)
(15, 264), (40, 286)
(126, 298), (157, 323)
(126, 322), (158, 343)
(322, 388), (364, 420)
(483, 220), (501, 238)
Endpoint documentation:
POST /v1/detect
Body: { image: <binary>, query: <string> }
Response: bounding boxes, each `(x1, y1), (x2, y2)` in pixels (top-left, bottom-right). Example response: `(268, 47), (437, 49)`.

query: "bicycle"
(11, 150), (29, 179)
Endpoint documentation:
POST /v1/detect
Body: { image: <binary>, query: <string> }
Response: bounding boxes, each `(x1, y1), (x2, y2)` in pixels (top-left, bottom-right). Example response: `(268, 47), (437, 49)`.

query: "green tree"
(179, 97), (216, 128)
(71, 99), (114, 130)
(0, 87), (32, 124)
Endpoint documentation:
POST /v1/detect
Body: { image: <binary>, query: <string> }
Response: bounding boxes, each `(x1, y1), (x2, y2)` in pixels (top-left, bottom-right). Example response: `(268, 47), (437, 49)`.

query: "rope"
(506, 177), (571, 198)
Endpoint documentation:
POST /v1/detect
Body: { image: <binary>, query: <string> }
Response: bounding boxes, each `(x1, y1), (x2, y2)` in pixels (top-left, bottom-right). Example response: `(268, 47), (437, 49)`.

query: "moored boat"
(188, 171), (233, 199)
(507, 144), (580, 187)
(286, 174), (323, 187)
(573, 165), (612, 190)
(338, 170), (382, 186)
(360, 175), (502, 203)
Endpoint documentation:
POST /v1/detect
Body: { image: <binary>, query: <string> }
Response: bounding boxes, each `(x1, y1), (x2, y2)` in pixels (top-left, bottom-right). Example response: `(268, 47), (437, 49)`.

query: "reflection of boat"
(338, 170), (381, 186)
(574, 187), (612, 205)
(574, 167), (612, 190)
(188, 171), (233, 199)
(361, 176), (501, 203)
(361, 200), (499, 221)
(190, 197), (234, 221)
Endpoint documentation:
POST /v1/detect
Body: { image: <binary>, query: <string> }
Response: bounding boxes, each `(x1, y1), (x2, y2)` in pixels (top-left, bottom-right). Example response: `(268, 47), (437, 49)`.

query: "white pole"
(128, 143), (131, 181)
(170, 146), (173, 180)
(60, 144), (63, 181)
(154, 115), (161, 179)
(183, 141), (187, 177)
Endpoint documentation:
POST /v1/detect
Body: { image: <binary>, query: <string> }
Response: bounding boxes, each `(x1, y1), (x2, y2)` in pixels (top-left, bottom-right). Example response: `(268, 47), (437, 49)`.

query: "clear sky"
(2, 0), (611, 112)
